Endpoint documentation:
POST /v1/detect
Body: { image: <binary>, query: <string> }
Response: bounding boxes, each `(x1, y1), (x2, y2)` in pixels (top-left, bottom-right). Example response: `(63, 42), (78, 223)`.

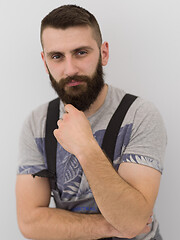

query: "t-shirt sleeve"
(120, 100), (167, 173)
(17, 111), (47, 175)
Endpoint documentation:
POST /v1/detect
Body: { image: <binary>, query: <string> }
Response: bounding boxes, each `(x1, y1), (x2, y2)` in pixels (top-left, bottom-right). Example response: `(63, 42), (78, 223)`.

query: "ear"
(101, 42), (109, 66)
(41, 51), (49, 74)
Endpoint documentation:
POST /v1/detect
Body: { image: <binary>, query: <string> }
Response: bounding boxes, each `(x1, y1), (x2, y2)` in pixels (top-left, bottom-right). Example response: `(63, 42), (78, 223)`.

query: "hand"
(53, 104), (96, 157)
(139, 214), (153, 235)
(107, 214), (153, 238)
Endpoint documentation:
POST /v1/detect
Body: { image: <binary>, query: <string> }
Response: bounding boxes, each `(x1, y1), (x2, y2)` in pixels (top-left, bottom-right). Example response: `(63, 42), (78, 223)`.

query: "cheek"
(47, 62), (63, 80)
(80, 57), (99, 75)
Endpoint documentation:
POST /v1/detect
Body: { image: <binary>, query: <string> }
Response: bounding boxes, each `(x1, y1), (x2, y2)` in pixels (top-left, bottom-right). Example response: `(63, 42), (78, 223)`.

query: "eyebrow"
(46, 46), (94, 57)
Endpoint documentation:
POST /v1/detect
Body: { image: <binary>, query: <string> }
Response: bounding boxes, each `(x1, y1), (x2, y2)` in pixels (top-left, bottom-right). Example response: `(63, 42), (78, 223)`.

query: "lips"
(66, 80), (84, 87)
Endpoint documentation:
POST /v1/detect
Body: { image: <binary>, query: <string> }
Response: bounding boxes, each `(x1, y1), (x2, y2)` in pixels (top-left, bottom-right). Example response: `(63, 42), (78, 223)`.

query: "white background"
(0, 0), (179, 239)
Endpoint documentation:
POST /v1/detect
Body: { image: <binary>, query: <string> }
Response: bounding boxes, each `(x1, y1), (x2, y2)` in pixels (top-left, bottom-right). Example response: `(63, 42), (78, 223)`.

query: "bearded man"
(16, 5), (166, 240)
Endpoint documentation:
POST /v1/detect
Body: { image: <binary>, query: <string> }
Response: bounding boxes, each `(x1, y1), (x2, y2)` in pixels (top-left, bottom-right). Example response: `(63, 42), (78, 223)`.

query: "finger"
(140, 224), (151, 235)
(64, 104), (78, 113)
(147, 216), (153, 225)
(53, 129), (58, 138)
(57, 118), (63, 127)
(144, 225), (151, 234)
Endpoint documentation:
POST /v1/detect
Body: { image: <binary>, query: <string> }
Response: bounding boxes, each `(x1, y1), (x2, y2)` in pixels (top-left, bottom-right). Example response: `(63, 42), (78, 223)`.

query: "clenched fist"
(53, 104), (97, 159)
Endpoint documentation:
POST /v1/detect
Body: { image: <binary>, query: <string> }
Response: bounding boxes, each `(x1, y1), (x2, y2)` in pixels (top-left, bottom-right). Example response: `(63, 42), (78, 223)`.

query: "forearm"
(77, 141), (152, 237)
(20, 207), (116, 240)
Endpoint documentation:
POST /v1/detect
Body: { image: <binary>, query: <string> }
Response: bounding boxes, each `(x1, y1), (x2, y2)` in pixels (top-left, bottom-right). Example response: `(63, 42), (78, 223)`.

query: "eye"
(52, 54), (64, 60)
(76, 50), (88, 56)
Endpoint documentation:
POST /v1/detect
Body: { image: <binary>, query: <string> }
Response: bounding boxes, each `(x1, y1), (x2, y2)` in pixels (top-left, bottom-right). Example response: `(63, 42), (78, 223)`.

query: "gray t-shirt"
(17, 85), (167, 240)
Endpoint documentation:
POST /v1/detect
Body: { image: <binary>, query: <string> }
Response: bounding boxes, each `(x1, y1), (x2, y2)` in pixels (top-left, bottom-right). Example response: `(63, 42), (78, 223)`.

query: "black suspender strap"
(99, 94), (137, 240)
(32, 97), (60, 190)
(45, 97), (60, 189)
(101, 94), (137, 162)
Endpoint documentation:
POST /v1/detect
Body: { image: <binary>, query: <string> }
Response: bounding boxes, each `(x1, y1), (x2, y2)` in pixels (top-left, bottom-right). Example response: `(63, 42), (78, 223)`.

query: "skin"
(16, 26), (159, 239)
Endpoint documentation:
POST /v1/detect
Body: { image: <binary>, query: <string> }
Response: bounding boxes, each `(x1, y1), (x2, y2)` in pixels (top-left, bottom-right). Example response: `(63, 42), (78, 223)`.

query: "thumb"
(53, 129), (58, 139)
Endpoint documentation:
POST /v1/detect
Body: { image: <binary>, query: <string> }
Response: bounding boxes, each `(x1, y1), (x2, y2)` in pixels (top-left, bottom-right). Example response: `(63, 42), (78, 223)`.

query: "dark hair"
(40, 5), (102, 48)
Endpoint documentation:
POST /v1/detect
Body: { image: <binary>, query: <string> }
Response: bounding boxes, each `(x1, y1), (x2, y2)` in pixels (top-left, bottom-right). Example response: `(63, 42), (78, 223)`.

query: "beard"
(47, 57), (105, 111)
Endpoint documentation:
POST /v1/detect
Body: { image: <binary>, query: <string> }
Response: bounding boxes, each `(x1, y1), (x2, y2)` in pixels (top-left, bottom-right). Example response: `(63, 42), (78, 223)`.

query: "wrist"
(99, 216), (122, 238)
(93, 214), (116, 239)
(75, 138), (101, 163)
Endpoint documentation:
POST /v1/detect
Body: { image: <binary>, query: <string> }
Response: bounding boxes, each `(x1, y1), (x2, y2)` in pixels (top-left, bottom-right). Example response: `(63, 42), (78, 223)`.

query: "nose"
(64, 56), (79, 77)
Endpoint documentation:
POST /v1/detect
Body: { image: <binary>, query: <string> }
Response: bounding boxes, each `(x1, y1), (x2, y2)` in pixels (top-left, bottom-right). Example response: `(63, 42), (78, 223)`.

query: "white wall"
(0, 0), (179, 239)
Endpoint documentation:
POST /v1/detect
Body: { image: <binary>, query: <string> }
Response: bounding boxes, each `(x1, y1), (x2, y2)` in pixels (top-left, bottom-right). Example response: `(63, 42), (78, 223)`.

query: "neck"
(84, 84), (108, 118)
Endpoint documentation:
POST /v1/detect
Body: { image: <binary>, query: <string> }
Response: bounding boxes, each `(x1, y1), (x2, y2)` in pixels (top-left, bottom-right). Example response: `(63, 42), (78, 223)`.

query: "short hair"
(40, 5), (102, 48)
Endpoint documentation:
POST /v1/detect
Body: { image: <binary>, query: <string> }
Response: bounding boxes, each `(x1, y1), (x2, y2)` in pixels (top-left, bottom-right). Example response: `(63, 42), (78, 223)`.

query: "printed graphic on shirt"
(17, 122), (161, 202)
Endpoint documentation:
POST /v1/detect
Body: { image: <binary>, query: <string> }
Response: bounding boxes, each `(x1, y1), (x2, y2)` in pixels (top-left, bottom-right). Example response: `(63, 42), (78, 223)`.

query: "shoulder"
(122, 94), (165, 127)
(124, 95), (167, 150)
(22, 101), (50, 139)
(108, 85), (165, 127)
(17, 100), (54, 175)
(122, 96), (167, 172)
(108, 85), (126, 105)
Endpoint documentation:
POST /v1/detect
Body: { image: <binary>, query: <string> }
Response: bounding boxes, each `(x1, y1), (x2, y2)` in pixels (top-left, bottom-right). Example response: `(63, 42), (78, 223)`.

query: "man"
(16, 5), (166, 240)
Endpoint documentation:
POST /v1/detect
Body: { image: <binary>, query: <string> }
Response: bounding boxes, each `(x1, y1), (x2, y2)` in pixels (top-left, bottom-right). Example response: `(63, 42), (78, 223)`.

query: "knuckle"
(63, 113), (68, 121)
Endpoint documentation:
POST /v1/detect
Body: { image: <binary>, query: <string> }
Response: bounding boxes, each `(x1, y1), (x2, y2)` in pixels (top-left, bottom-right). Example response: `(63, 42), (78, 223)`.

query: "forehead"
(42, 26), (98, 52)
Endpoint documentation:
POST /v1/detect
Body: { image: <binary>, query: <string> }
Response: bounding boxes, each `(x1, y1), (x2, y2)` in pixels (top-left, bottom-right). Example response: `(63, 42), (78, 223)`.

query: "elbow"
(111, 205), (153, 238)
(18, 220), (34, 239)
(115, 224), (145, 239)
(123, 225), (144, 239)
(112, 217), (150, 239)
(117, 226), (140, 239)
(17, 212), (37, 239)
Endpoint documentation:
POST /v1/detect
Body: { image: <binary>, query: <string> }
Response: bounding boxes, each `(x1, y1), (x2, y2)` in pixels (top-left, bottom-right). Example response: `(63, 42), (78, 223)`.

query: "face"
(41, 26), (109, 111)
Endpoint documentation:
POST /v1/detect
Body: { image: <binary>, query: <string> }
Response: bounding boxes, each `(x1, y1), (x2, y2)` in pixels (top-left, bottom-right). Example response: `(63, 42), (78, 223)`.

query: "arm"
(16, 174), (122, 240)
(54, 104), (162, 238)
(77, 143), (160, 238)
